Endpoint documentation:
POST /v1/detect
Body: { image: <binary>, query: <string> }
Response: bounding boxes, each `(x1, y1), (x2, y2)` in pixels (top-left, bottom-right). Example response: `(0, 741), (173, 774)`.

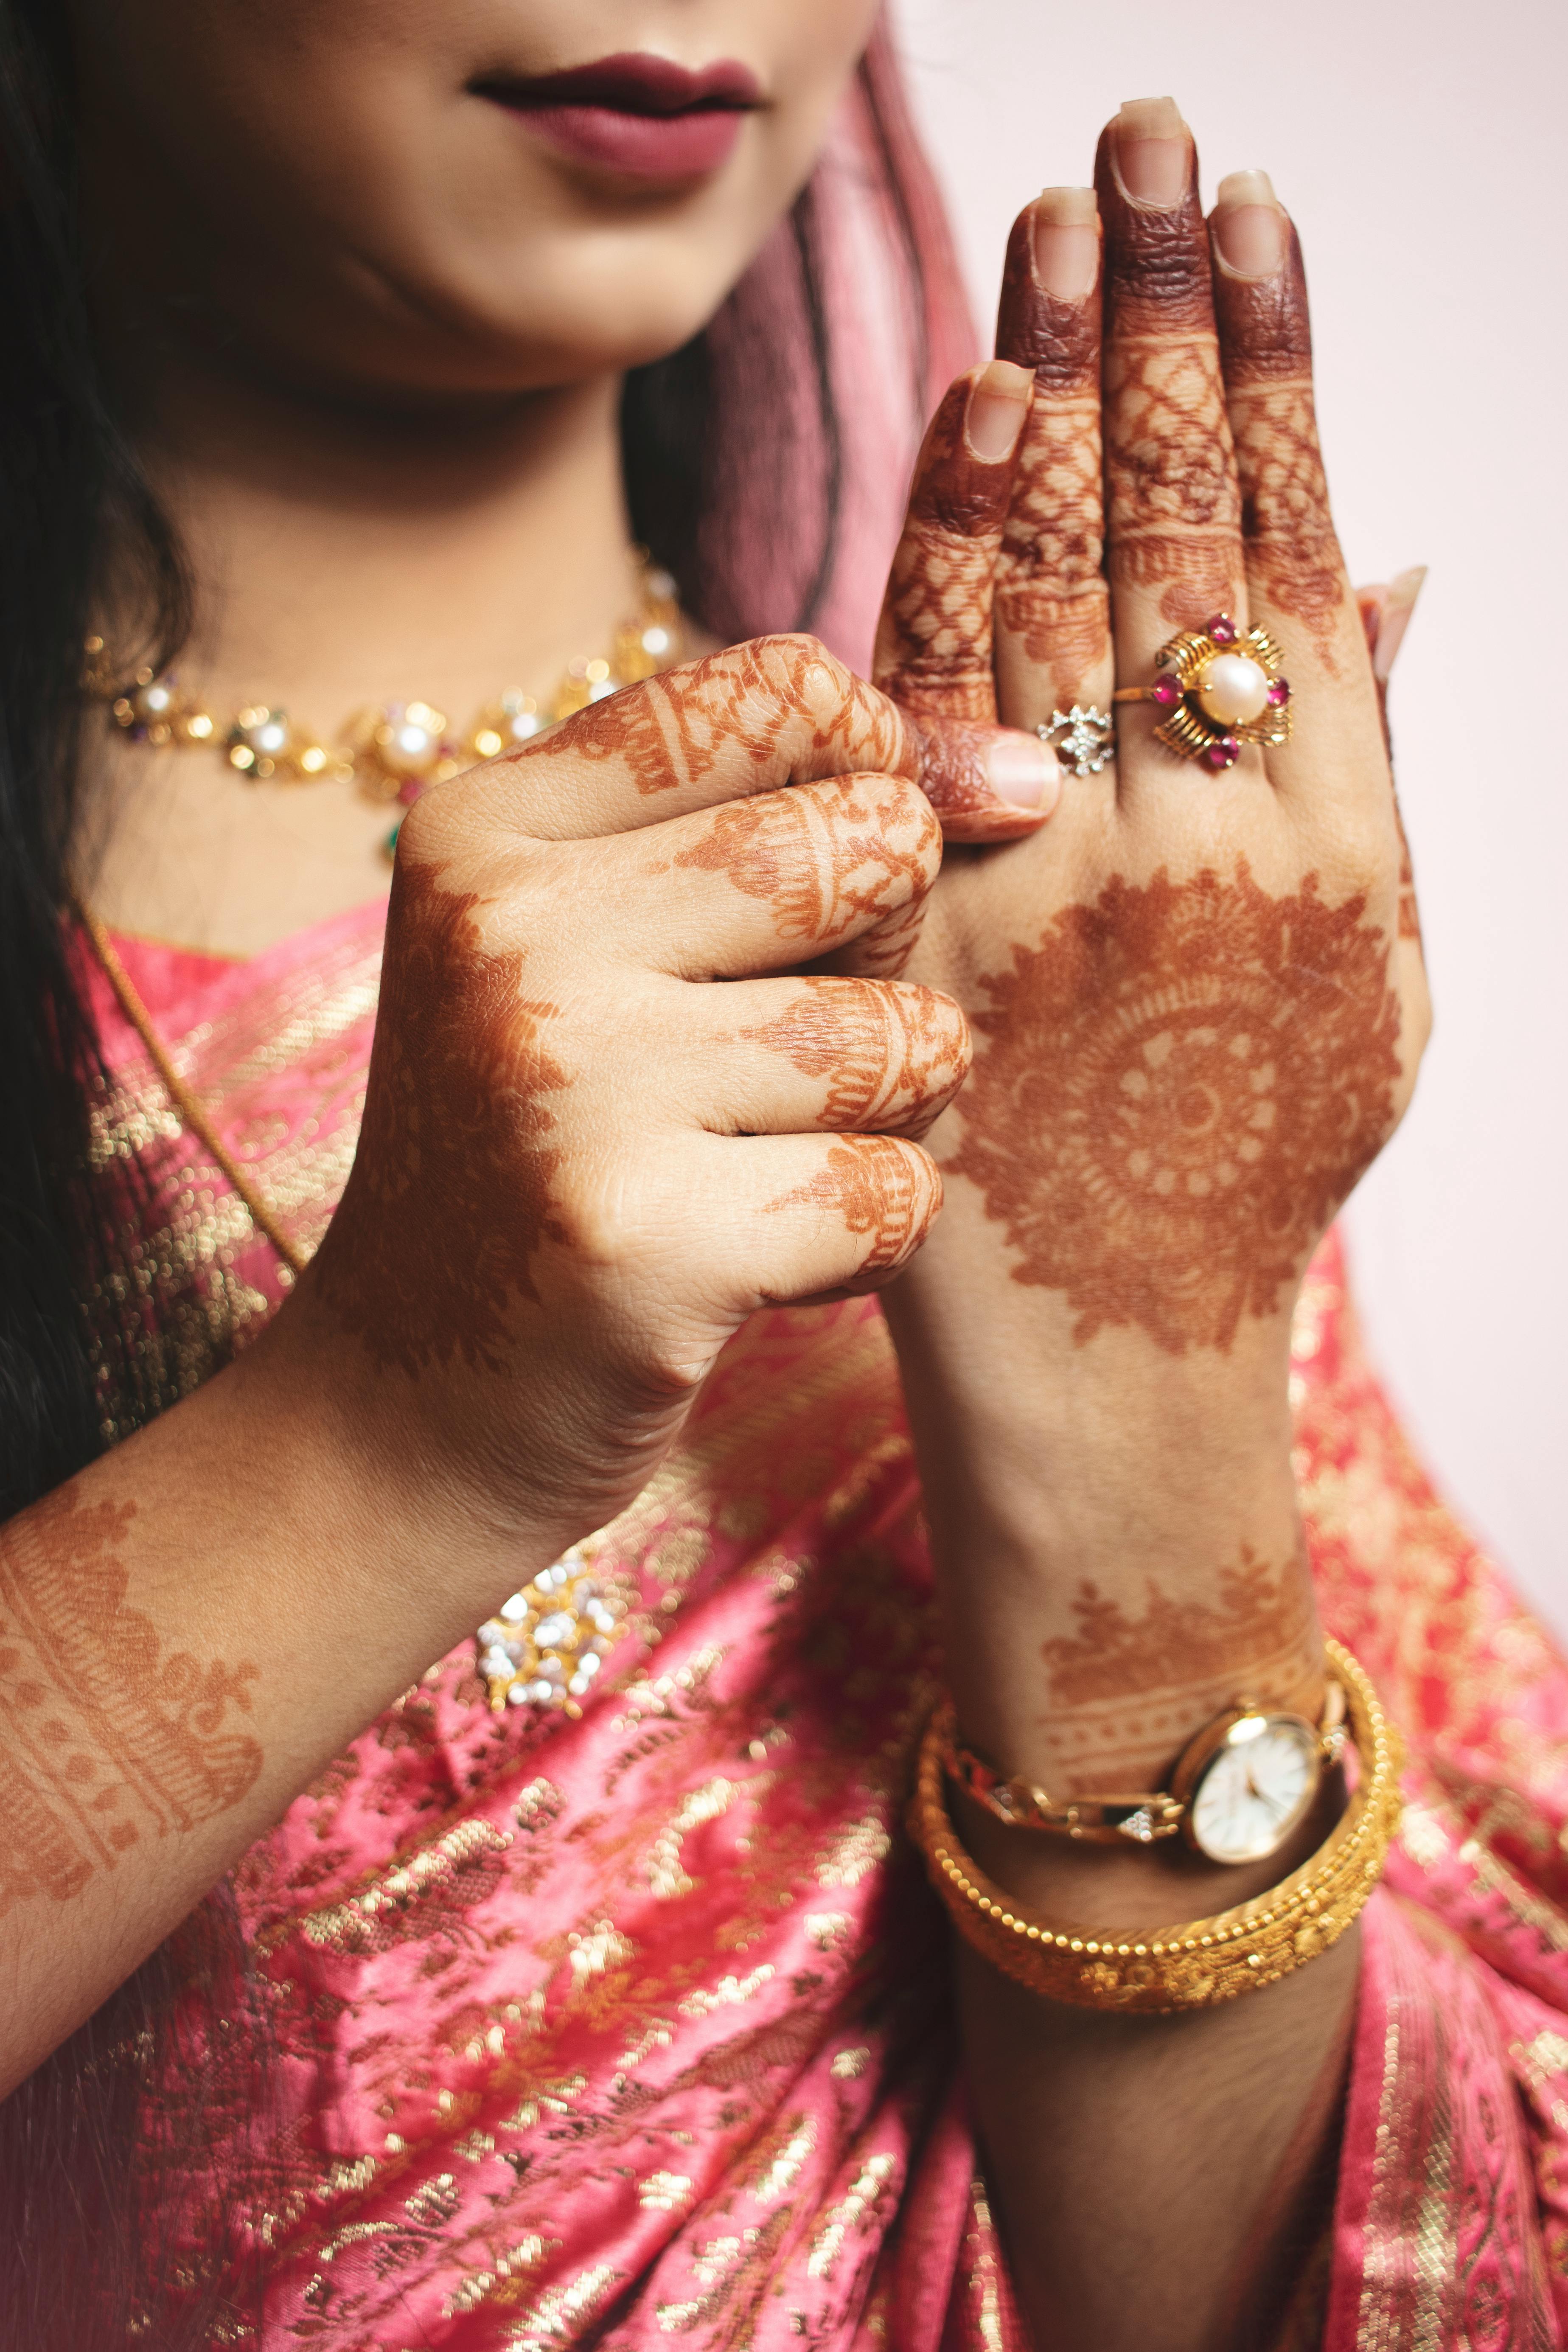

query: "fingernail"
(965, 360), (1032, 462)
(1114, 95), (1189, 207)
(986, 730), (1057, 810)
(1212, 169), (1285, 277)
(1032, 187), (1099, 300)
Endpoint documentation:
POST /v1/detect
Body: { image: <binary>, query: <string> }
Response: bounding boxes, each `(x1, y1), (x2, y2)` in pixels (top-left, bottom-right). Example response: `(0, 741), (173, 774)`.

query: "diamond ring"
(1038, 704), (1115, 777)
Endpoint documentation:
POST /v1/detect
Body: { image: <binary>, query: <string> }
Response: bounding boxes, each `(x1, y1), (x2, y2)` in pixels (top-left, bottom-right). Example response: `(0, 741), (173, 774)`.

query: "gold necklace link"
(84, 561), (683, 814)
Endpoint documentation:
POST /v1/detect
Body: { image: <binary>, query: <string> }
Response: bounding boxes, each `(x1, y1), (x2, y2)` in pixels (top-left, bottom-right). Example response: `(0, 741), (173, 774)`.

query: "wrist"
(228, 1290), (564, 1654)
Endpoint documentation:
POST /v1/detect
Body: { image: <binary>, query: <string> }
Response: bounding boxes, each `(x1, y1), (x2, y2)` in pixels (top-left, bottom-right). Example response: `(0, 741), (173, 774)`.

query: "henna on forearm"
(1034, 1546), (1322, 1793)
(0, 1490), (261, 1914)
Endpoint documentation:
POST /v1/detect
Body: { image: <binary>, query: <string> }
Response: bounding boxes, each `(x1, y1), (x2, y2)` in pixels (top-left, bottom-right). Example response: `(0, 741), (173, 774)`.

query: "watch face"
(1189, 1715), (1320, 1865)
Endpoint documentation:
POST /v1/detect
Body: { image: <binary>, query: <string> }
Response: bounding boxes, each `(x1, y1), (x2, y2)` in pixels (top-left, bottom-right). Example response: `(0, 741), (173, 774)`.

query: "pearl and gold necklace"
(84, 561), (682, 854)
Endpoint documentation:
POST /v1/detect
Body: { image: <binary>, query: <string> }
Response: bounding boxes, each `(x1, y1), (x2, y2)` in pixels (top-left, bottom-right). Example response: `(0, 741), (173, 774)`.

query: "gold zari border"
(910, 1636), (1403, 2013)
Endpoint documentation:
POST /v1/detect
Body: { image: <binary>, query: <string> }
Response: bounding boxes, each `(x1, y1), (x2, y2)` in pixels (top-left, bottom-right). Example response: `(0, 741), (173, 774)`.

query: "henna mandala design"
(532, 635), (914, 801)
(670, 777), (940, 977)
(950, 863), (1402, 1353)
(0, 1491), (261, 1913)
(314, 865), (570, 1376)
(747, 977), (969, 1142)
(769, 1137), (941, 1275)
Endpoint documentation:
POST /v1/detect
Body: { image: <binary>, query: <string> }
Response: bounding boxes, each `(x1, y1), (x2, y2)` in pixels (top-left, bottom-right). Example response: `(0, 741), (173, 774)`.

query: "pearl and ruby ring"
(1196, 651), (1271, 728)
(1114, 612), (1293, 769)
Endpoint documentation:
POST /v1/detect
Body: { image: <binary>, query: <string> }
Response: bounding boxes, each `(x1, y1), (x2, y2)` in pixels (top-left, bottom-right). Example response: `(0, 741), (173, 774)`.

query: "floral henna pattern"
(1034, 1550), (1321, 1789)
(670, 777), (940, 979)
(769, 1137), (941, 1276)
(949, 863), (1402, 1354)
(0, 1490), (261, 1913)
(872, 378), (1012, 723)
(531, 635), (915, 801)
(747, 977), (970, 1142)
(314, 864), (570, 1377)
(1214, 226), (1349, 668)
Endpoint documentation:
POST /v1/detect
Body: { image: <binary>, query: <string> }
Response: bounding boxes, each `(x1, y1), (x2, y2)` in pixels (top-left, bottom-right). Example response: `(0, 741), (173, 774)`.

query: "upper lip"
(472, 53), (764, 117)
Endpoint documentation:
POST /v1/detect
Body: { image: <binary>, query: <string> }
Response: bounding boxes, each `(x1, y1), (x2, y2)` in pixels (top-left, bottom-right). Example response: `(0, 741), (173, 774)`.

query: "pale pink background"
(892, 0), (1568, 1636)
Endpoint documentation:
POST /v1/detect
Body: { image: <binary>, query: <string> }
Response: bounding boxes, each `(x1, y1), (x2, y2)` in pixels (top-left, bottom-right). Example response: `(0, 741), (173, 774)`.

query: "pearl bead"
(1196, 653), (1270, 727)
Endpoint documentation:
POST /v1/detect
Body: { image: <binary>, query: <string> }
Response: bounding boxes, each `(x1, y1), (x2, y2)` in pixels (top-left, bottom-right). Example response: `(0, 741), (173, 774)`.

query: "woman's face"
(68, 0), (881, 402)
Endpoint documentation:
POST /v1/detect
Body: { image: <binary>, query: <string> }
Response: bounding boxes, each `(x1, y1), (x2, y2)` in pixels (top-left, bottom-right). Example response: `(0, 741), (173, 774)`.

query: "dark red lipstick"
(474, 53), (763, 180)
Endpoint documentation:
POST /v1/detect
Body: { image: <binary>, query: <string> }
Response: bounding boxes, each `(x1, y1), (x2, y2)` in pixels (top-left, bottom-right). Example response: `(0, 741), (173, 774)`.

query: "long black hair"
(0, 2), (947, 2338)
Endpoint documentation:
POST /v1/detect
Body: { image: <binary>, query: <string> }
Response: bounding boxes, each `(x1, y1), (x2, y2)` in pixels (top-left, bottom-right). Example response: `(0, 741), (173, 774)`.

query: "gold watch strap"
(943, 1679), (1348, 1847)
(910, 1637), (1402, 2013)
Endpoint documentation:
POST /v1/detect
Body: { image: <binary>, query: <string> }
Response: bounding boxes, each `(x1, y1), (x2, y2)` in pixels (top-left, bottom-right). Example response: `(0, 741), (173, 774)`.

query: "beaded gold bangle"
(909, 1636), (1402, 2014)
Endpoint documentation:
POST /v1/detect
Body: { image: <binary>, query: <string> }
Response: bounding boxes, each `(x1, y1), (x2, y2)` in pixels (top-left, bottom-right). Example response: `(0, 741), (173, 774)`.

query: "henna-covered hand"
(300, 636), (969, 1560)
(871, 104), (1433, 2352)
(872, 99), (1431, 1792)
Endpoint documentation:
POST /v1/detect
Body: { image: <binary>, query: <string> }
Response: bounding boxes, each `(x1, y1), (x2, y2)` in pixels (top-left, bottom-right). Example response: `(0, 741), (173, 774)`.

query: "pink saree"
(82, 901), (1568, 2349)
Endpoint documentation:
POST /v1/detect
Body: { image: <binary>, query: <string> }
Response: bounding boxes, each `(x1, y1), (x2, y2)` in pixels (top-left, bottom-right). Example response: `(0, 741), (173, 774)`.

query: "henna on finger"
(768, 1134), (942, 1277)
(1095, 104), (1246, 639)
(523, 634), (917, 813)
(667, 774), (941, 978)
(872, 368), (1028, 722)
(1210, 180), (1354, 671)
(746, 975), (971, 1142)
(993, 192), (1113, 717)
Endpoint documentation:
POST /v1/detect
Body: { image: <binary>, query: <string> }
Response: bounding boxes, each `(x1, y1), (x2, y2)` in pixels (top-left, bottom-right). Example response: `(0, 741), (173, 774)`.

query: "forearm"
(0, 1305), (525, 2095)
(886, 1251), (1348, 2351)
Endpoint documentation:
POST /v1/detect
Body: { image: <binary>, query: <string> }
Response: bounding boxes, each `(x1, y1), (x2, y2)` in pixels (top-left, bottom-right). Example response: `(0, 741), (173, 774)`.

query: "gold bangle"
(909, 1636), (1402, 2013)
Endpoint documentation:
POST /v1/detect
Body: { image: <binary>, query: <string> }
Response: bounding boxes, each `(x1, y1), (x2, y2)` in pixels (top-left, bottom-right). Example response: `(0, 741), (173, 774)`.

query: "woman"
(1, 4), (1563, 2346)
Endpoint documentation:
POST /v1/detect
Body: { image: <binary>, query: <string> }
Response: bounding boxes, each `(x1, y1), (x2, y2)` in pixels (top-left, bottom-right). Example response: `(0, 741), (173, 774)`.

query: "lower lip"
(499, 101), (745, 179)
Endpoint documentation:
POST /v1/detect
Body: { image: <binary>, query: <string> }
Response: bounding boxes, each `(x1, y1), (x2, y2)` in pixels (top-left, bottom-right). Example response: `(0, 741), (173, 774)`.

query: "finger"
(686, 974), (971, 1144)
(700, 1131), (944, 1306)
(993, 189), (1115, 739)
(1208, 172), (1385, 806)
(1096, 98), (1248, 752)
(872, 364), (1060, 839)
(1369, 566), (1427, 685)
(1356, 567), (1428, 949)
(482, 634), (920, 837)
(624, 772), (942, 982)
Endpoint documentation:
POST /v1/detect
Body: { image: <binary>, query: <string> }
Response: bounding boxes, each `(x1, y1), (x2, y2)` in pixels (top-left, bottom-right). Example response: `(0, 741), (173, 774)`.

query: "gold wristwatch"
(943, 1681), (1349, 1866)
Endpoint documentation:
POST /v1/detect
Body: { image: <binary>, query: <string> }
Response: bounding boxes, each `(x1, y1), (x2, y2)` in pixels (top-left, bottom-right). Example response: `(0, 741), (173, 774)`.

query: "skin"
(878, 103), (1428, 2347)
(4, 11), (1427, 2343)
